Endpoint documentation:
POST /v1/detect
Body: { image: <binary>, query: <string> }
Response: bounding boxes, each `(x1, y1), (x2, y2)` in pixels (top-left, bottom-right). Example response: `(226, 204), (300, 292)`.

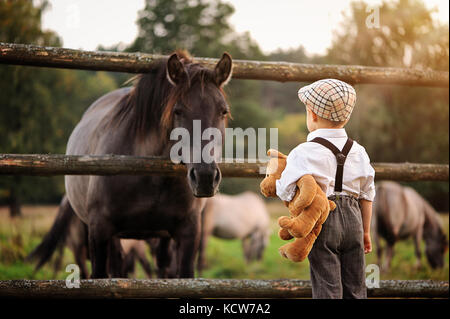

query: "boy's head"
(298, 79), (356, 132)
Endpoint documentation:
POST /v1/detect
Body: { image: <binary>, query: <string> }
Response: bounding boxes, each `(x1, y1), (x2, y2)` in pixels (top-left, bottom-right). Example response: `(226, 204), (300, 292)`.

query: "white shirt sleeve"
(359, 149), (376, 201)
(275, 145), (312, 202)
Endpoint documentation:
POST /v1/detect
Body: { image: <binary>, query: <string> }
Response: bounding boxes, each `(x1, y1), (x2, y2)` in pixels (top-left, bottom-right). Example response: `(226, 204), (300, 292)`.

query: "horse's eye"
(174, 109), (183, 116)
(221, 109), (229, 117)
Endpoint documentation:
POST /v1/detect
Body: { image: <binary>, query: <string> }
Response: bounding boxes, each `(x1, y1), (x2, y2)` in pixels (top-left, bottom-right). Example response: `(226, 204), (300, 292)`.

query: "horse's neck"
(422, 202), (441, 239)
(131, 130), (170, 157)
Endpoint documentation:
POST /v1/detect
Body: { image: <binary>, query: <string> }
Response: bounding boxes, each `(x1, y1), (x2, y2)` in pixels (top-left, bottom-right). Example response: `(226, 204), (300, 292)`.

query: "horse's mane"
(110, 49), (223, 139)
(422, 197), (444, 230)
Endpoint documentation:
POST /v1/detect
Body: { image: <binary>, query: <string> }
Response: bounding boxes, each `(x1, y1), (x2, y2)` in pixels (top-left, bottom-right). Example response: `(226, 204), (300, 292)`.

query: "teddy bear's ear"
(267, 149), (278, 157)
(267, 149), (287, 159)
(266, 158), (281, 175)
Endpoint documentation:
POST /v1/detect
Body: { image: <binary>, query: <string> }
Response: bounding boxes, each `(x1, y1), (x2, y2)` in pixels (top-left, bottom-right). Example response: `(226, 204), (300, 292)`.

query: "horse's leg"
(374, 232), (383, 271)
(197, 235), (205, 275)
(136, 249), (153, 278)
(167, 241), (178, 278)
(88, 222), (111, 278)
(107, 237), (125, 278)
(73, 243), (90, 279)
(122, 251), (136, 278)
(78, 246), (90, 279)
(384, 243), (395, 271)
(241, 236), (251, 263)
(175, 215), (201, 278)
(197, 227), (212, 275)
(413, 227), (423, 270)
(155, 237), (172, 278)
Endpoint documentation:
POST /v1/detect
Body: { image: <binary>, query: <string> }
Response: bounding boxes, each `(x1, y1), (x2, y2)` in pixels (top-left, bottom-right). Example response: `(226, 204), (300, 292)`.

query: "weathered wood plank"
(372, 162), (450, 182)
(0, 154), (448, 181)
(1, 42), (448, 87)
(0, 279), (447, 298)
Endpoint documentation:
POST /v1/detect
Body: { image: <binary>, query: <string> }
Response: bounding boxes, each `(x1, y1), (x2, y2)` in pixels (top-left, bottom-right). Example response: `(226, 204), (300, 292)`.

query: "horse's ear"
(166, 53), (187, 86)
(214, 52), (233, 87)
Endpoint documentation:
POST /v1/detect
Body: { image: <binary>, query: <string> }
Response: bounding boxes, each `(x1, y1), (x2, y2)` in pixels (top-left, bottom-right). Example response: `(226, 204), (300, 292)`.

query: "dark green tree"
(0, 0), (117, 216)
(0, 0), (61, 217)
(129, 0), (239, 57)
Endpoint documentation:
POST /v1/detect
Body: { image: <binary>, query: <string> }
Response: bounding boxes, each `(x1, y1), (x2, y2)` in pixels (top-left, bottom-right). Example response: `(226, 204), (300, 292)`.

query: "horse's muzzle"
(187, 164), (221, 197)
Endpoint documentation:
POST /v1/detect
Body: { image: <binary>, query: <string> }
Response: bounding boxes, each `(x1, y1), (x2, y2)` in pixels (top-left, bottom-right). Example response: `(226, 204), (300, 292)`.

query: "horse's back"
(403, 186), (430, 228)
(375, 182), (424, 241)
(210, 192), (269, 239)
(238, 191), (270, 226)
(65, 87), (131, 223)
(66, 87), (131, 156)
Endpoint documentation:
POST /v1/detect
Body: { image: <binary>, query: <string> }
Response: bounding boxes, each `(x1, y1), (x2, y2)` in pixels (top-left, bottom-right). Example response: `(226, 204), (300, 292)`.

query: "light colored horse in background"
(373, 181), (448, 271)
(197, 191), (271, 273)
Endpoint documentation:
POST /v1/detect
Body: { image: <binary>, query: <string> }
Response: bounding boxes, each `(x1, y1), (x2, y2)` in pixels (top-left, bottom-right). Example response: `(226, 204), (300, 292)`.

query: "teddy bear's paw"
(287, 227), (309, 239)
(278, 228), (294, 240)
(279, 243), (305, 262)
(328, 200), (337, 211)
(278, 216), (292, 229)
(278, 245), (289, 259)
(287, 252), (307, 262)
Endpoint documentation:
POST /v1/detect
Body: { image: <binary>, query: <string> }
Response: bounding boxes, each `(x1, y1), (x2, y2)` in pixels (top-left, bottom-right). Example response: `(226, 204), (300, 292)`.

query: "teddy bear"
(260, 149), (336, 262)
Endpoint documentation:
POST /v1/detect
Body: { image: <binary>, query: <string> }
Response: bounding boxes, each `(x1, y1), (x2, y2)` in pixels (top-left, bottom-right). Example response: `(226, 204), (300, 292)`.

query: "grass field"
(0, 203), (448, 281)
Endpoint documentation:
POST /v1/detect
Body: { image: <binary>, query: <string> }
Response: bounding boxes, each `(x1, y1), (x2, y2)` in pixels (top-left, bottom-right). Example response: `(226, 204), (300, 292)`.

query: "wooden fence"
(0, 42), (448, 298)
(0, 279), (448, 298)
(0, 154), (448, 181)
(1, 42), (448, 87)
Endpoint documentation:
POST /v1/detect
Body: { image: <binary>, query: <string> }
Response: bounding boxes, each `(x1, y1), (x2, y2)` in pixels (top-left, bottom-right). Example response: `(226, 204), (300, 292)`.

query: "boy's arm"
(360, 149), (375, 254)
(360, 199), (372, 254)
(275, 149), (309, 202)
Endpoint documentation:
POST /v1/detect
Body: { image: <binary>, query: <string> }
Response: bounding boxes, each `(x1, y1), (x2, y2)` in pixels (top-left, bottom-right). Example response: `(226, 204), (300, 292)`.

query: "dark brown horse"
(373, 181), (448, 270)
(62, 50), (232, 278)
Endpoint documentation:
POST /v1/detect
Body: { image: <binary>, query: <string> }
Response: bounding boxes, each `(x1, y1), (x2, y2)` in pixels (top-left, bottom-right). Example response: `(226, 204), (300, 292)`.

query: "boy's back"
(277, 128), (375, 202)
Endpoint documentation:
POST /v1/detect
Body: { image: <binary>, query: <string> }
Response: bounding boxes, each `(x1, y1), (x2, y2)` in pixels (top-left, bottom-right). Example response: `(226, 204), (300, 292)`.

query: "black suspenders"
(310, 137), (354, 193)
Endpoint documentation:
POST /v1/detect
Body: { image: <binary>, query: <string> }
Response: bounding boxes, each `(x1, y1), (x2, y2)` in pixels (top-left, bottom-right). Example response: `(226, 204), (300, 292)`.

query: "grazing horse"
(373, 181), (448, 270)
(64, 50), (233, 278)
(197, 192), (271, 273)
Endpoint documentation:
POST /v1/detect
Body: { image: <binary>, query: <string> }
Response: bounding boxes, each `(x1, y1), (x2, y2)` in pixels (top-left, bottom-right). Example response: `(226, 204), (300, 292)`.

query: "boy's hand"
(364, 232), (372, 254)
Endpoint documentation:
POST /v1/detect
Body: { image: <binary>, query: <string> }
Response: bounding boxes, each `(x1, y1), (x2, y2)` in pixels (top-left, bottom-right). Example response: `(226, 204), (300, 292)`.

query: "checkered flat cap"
(298, 79), (356, 122)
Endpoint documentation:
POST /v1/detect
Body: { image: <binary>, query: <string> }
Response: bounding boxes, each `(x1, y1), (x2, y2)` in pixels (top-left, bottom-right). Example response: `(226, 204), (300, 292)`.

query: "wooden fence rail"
(0, 154), (448, 181)
(0, 279), (447, 298)
(1, 42), (448, 87)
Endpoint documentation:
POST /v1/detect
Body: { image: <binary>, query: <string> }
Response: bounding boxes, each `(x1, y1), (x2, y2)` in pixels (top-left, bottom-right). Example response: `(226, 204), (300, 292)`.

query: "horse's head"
(425, 228), (448, 269)
(163, 51), (232, 197)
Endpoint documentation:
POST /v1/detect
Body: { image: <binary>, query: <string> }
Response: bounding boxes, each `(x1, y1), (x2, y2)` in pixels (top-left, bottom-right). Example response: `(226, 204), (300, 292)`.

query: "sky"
(41, 0), (449, 56)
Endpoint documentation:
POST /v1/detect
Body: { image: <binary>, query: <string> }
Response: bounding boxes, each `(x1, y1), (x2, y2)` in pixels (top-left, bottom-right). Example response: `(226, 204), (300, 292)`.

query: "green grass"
(0, 203), (448, 281)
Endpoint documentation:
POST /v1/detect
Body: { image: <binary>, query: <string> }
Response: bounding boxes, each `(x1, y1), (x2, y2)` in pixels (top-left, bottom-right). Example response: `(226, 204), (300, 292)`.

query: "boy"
(276, 79), (375, 299)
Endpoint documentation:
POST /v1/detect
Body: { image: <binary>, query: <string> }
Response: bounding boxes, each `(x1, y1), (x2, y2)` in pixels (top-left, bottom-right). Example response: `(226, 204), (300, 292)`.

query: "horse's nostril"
(189, 168), (196, 183)
(214, 167), (221, 184)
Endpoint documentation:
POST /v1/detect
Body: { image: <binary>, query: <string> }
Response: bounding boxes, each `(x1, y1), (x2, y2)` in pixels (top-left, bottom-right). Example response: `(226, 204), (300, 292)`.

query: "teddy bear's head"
(260, 149), (287, 198)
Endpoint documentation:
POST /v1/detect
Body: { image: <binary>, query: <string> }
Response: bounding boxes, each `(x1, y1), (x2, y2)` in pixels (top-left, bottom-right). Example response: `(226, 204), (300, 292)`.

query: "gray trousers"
(308, 195), (367, 299)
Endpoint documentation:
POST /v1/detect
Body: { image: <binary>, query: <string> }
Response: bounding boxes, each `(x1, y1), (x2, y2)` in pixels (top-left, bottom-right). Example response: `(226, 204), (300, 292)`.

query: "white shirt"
(276, 128), (376, 202)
